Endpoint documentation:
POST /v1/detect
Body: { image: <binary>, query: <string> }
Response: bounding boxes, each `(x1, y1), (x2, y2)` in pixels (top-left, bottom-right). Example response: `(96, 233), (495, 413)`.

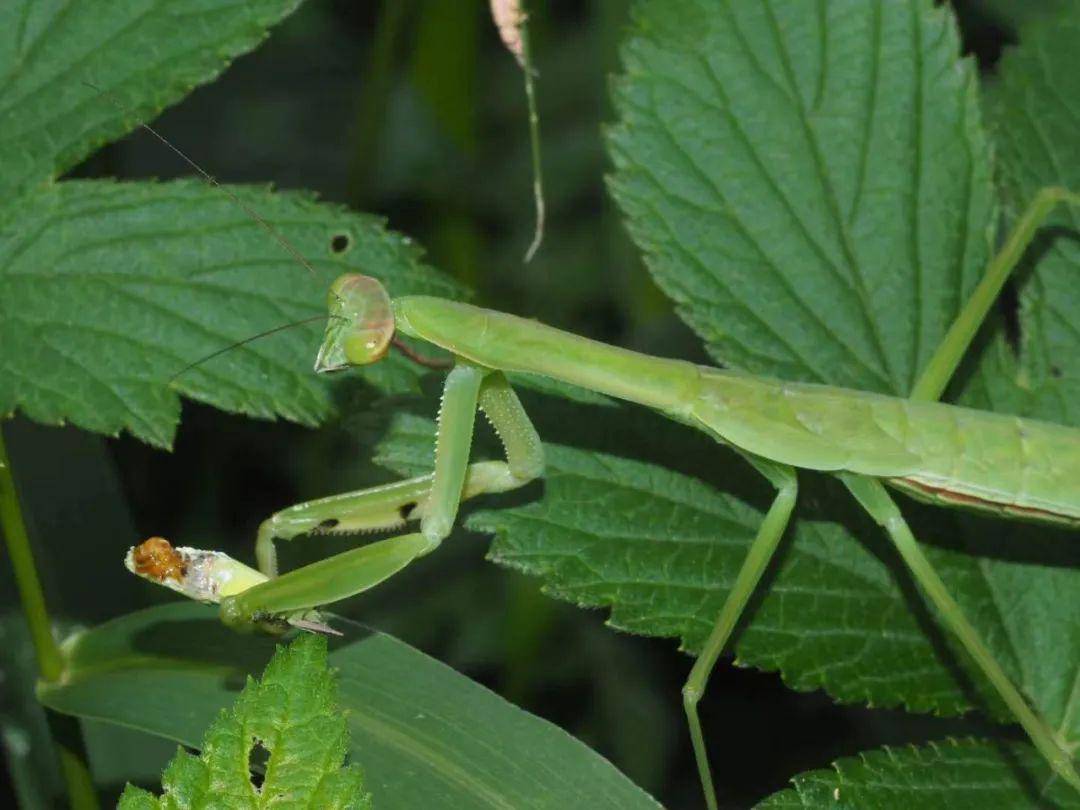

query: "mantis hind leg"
(906, 190), (1080, 785)
(685, 455), (797, 810)
(841, 473), (1080, 792)
(912, 186), (1080, 402)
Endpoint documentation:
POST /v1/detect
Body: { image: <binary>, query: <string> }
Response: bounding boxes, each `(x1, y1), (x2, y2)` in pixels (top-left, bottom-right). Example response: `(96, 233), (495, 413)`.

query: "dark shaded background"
(0, 1), (1041, 807)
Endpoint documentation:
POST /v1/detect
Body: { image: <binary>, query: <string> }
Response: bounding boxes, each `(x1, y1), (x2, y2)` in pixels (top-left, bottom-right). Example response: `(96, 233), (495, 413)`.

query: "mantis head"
(315, 273), (395, 372)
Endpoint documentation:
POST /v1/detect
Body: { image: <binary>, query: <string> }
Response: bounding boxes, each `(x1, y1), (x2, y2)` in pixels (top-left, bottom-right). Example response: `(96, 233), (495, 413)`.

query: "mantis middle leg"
(684, 455), (797, 810)
(225, 367), (543, 622)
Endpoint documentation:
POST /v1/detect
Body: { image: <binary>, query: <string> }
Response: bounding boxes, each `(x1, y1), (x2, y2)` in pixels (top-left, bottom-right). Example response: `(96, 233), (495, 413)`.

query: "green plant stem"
(0, 426), (99, 809)
(53, 723), (100, 810)
(0, 428), (60, 679)
(520, 8), (545, 262)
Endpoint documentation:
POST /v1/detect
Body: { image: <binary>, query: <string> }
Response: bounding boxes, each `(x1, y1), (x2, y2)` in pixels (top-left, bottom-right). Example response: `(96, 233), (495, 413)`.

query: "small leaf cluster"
(118, 634), (371, 810)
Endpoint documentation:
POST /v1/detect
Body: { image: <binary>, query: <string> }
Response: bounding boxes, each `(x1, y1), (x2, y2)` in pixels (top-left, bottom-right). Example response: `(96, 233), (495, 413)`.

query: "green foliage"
(0, 180), (457, 448)
(381, 0), (1080, 802)
(0, 1), (461, 448)
(610, 0), (995, 395)
(42, 604), (661, 810)
(5, 0), (1080, 806)
(604, 0), (1079, 710)
(978, 5), (1080, 425)
(116, 633), (369, 810)
(758, 738), (1080, 809)
(376, 406), (1020, 724)
(0, 0), (304, 200)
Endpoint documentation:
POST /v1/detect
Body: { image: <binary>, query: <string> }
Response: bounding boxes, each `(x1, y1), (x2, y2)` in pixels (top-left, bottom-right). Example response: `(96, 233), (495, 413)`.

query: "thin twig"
(489, 2), (545, 261)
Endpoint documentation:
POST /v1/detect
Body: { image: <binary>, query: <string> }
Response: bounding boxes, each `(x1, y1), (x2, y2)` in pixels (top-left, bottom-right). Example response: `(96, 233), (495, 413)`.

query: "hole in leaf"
(248, 740), (270, 789)
(1051, 365), (1063, 379)
(317, 518), (340, 531)
(399, 501), (418, 521)
(330, 232), (352, 254)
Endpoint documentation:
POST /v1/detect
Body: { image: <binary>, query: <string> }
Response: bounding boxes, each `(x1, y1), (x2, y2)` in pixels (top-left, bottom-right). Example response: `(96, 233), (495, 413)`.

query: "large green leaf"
(375, 409), (1040, 722)
(0, 179), (459, 448)
(608, 0), (994, 394)
(40, 603), (662, 810)
(0, 0), (463, 449)
(600, 0), (1080, 723)
(0, 0), (302, 198)
(758, 738), (1079, 809)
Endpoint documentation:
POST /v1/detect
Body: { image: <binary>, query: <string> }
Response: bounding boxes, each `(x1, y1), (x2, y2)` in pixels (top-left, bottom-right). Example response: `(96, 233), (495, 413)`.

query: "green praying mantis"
(125, 184), (1080, 810)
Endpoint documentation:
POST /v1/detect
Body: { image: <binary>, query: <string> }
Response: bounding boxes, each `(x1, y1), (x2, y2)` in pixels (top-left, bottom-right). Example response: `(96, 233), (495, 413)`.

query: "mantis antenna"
(82, 80), (320, 278)
(85, 81), (443, 378)
(166, 314), (336, 383)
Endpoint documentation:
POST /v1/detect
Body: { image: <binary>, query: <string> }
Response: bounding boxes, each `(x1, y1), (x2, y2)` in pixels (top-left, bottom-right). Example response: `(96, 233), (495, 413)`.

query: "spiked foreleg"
(255, 370), (544, 577)
(224, 363), (486, 628)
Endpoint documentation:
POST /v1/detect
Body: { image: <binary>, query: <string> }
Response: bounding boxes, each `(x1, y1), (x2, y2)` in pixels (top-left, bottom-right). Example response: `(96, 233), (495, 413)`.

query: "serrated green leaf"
(41, 603), (662, 810)
(936, 1), (1080, 758)
(116, 634), (370, 810)
(0, 179), (460, 448)
(0, 0), (304, 198)
(375, 408), (1062, 726)
(757, 738), (1079, 809)
(608, 0), (994, 394)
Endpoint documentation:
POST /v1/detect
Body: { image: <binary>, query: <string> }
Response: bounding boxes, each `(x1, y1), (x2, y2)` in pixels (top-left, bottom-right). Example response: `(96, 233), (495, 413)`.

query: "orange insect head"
(131, 536), (186, 582)
(314, 274), (395, 372)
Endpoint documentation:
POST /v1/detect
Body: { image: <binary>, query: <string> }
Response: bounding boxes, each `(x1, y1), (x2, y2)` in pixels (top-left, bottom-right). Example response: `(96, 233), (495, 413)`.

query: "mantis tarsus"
(127, 185), (1080, 808)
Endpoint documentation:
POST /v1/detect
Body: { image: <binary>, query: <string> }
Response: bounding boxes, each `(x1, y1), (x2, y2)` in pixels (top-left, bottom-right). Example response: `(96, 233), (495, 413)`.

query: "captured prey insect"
(126, 186), (1080, 809)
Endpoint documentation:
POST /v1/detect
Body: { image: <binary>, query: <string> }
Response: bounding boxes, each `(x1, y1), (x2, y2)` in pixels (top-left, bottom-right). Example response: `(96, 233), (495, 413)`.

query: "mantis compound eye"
(315, 274), (394, 372)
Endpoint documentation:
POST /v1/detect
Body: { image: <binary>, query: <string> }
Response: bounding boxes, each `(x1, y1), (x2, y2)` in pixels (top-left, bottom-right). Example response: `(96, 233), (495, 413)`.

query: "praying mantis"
(125, 185), (1080, 810)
